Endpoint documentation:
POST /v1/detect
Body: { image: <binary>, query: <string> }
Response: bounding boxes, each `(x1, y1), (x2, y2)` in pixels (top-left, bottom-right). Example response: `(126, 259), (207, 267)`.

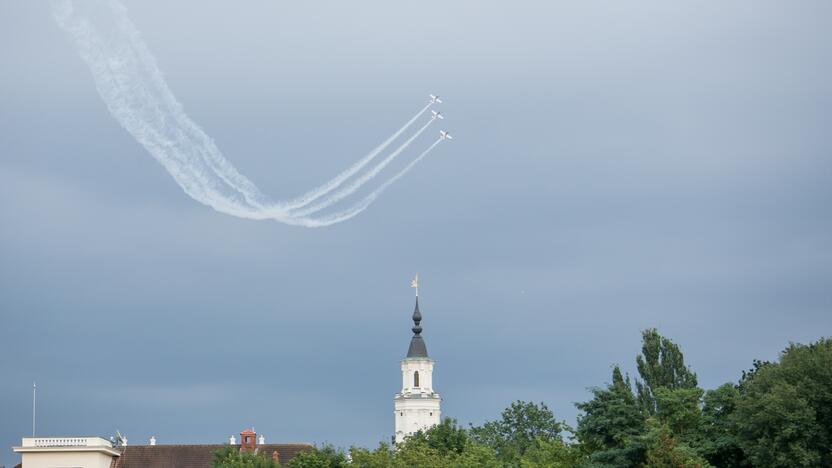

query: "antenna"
(32, 382), (36, 437)
(114, 430), (127, 447)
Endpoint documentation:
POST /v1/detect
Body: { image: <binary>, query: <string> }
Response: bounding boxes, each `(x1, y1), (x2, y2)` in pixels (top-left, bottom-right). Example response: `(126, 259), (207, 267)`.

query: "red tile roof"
(112, 443), (312, 467)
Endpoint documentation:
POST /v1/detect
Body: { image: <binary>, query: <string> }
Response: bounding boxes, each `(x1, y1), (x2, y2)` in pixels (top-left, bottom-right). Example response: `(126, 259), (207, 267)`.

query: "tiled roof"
(112, 444), (312, 467)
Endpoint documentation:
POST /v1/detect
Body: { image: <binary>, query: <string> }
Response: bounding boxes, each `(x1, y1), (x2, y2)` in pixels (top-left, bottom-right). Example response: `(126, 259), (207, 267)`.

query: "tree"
(519, 437), (586, 468)
(635, 329), (698, 415)
(654, 387), (703, 438)
(642, 421), (712, 468)
(390, 422), (501, 468)
(698, 384), (745, 467)
(349, 442), (395, 468)
(211, 446), (279, 468)
(731, 338), (832, 467)
(450, 442), (501, 468)
(398, 418), (467, 457)
(576, 366), (646, 466)
(421, 417), (469, 457)
(469, 401), (564, 464)
(391, 435), (445, 468)
(286, 444), (348, 468)
(735, 382), (818, 467)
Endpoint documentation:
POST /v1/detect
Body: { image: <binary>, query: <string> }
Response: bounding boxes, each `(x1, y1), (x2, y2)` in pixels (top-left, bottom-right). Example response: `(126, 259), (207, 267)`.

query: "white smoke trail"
(288, 119), (435, 217)
(53, 0), (443, 227)
(281, 103), (432, 211)
(310, 139), (445, 224)
(108, 0), (271, 210)
(254, 139), (444, 227)
(54, 0), (261, 218)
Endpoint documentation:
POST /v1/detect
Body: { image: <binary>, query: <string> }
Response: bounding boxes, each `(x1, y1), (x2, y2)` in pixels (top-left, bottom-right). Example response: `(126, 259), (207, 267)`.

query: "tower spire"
(406, 284), (428, 358)
(412, 297), (422, 336)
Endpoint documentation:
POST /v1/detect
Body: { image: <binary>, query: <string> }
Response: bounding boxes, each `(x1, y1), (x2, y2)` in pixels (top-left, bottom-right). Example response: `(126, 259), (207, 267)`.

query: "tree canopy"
(214, 333), (832, 468)
(469, 400), (564, 464)
(635, 328), (698, 415)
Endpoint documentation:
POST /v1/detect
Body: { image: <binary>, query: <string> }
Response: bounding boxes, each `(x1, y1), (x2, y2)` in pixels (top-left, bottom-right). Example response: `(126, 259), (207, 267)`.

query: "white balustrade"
(22, 437), (113, 448)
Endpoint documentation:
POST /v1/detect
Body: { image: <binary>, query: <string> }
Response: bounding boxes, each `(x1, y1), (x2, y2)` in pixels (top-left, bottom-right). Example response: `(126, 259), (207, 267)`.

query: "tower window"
(414, 371), (420, 387)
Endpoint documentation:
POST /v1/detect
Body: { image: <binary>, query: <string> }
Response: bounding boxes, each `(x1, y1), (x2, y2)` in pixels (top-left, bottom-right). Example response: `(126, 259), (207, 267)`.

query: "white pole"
(32, 382), (37, 437)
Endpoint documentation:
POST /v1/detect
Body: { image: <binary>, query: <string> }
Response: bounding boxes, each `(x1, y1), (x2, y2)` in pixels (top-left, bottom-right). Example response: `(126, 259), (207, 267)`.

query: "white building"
(393, 296), (441, 443)
(12, 437), (121, 468)
(11, 431), (308, 467)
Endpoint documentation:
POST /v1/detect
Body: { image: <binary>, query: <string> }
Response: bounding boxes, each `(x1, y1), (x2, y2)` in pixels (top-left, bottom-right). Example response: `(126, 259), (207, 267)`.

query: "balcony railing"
(22, 437), (112, 448)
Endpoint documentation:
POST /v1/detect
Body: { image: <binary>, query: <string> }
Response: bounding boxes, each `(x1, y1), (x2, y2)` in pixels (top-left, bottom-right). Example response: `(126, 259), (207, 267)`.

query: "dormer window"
(414, 371), (420, 387)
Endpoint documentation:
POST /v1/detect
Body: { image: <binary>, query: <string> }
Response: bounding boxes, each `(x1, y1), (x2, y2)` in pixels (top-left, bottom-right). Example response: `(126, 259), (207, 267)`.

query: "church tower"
(394, 276), (441, 443)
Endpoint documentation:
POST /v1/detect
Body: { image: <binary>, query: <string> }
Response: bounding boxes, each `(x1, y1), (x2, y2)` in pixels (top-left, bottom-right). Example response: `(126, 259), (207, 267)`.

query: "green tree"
(519, 437), (585, 468)
(421, 417), (469, 456)
(731, 338), (832, 467)
(211, 446), (279, 468)
(391, 435), (444, 468)
(698, 384), (745, 467)
(642, 421), (712, 468)
(654, 387), (703, 438)
(393, 422), (501, 468)
(349, 442), (395, 468)
(635, 329), (698, 415)
(576, 366), (646, 467)
(469, 401), (564, 464)
(450, 442), (501, 468)
(286, 444), (348, 468)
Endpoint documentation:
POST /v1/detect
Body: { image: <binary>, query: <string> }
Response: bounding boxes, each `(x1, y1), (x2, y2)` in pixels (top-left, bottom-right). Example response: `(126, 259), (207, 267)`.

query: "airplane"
(429, 94), (443, 104)
(439, 130), (453, 140)
(431, 110), (444, 120)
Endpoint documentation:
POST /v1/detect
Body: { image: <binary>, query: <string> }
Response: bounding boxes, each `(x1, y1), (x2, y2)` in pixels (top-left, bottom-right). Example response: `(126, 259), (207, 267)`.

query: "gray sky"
(2, 1), (831, 465)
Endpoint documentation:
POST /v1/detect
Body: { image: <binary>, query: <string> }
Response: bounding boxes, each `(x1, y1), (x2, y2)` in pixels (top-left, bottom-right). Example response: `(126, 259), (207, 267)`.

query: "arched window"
(414, 371), (420, 387)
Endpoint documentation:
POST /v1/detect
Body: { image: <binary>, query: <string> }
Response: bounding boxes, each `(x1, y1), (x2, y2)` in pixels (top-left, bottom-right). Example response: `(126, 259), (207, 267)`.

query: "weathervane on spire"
(410, 273), (419, 297)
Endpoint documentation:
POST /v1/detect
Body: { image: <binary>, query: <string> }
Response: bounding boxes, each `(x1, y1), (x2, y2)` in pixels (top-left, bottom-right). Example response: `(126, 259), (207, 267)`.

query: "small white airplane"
(429, 94), (443, 104)
(439, 130), (453, 140)
(431, 110), (444, 120)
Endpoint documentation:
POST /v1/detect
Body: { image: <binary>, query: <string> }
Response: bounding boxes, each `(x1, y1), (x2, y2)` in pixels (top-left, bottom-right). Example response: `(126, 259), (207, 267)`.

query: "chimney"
(239, 428), (256, 452)
(258, 434), (265, 445)
(229, 435), (237, 445)
(149, 436), (156, 446)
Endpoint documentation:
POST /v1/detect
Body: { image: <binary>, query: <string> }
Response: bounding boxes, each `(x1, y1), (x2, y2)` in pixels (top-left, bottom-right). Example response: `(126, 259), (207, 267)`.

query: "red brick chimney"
(239, 428), (256, 452)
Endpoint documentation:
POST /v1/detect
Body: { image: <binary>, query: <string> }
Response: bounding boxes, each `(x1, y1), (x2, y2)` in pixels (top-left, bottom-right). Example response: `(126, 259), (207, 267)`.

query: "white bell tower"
(394, 276), (441, 443)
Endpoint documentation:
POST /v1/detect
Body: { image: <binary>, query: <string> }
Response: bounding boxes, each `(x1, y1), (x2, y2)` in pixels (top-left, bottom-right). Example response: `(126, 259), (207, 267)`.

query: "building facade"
(393, 297), (441, 443)
(12, 437), (120, 468)
(12, 430), (309, 468)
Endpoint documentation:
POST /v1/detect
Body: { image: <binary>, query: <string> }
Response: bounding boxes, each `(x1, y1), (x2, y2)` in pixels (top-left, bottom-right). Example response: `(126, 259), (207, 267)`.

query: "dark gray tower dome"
(406, 297), (429, 358)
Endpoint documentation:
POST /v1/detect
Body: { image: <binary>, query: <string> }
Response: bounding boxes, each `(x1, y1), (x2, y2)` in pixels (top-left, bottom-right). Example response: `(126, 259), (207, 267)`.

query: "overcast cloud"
(2, 1), (831, 465)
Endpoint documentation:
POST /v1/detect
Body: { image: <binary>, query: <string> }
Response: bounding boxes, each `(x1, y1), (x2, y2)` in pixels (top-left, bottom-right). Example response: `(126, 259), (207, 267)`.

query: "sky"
(1, 0), (832, 464)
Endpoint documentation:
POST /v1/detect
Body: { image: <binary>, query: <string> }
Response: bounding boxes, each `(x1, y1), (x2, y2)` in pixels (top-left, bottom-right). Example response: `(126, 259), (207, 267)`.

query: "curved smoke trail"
(53, 0), (444, 227)
(289, 119), (435, 217)
(331, 139), (444, 218)
(281, 103), (432, 211)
